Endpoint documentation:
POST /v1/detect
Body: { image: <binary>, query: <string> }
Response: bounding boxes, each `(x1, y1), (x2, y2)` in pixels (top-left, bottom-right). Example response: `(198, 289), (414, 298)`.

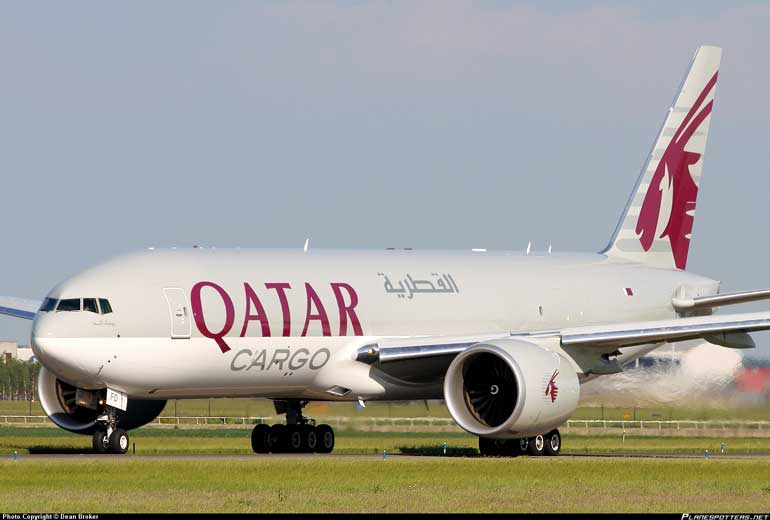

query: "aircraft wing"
(0, 296), (41, 320)
(560, 311), (768, 349)
(357, 310), (770, 365)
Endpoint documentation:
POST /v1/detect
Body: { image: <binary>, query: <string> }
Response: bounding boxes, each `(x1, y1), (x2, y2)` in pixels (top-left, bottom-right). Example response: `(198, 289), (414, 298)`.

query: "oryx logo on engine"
(545, 370), (559, 403)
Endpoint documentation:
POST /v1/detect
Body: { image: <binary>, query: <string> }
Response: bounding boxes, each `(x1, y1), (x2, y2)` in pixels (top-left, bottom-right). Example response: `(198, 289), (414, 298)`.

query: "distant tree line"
(0, 359), (39, 400)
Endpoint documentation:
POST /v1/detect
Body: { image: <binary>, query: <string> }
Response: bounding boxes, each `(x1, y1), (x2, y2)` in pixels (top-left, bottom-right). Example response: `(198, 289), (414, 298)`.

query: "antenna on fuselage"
(303, 238), (310, 253)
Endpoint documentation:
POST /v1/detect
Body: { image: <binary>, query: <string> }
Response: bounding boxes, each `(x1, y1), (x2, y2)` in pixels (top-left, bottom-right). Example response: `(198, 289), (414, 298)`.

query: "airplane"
(1, 44), (767, 457)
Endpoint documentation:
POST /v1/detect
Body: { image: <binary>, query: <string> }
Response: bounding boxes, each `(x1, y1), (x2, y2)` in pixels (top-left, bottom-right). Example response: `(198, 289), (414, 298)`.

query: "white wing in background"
(0, 296), (41, 320)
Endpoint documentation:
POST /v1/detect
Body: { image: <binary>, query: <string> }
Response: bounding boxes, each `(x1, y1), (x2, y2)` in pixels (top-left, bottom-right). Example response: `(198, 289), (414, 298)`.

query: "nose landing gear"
(92, 405), (129, 454)
(250, 400), (336, 454)
(478, 429), (561, 457)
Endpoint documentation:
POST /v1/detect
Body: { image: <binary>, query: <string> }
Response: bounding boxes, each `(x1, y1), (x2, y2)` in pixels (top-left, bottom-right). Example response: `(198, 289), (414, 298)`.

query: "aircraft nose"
(31, 314), (97, 387)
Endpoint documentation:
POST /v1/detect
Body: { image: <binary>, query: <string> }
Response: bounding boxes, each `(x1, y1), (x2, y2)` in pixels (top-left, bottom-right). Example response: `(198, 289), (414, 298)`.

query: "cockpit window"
(57, 298), (81, 312)
(83, 298), (99, 313)
(39, 298), (58, 312)
(49, 297), (112, 313)
(98, 299), (113, 314)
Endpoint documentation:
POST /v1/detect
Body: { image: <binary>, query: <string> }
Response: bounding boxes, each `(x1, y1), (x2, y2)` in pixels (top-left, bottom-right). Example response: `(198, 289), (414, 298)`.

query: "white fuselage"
(30, 248), (719, 401)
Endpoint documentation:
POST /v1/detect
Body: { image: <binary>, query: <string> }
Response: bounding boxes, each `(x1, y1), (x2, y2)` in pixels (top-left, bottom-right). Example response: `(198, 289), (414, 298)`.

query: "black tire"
(499, 439), (520, 457)
(478, 437), (499, 457)
(527, 434), (545, 456)
(517, 437), (530, 456)
(479, 437), (519, 457)
(316, 424), (335, 453)
(251, 423), (270, 454)
(286, 425), (303, 452)
(269, 424), (286, 453)
(109, 428), (129, 454)
(544, 429), (561, 456)
(93, 431), (109, 454)
(302, 425), (318, 453)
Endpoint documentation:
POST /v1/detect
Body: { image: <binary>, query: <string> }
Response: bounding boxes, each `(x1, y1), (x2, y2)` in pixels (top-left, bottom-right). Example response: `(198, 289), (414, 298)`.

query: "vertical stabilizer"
(603, 45), (722, 270)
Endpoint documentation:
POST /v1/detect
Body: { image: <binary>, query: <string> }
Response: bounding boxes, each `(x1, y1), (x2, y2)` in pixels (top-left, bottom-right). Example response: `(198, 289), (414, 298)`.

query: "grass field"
(1, 456), (769, 513)
(1, 426), (769, 456)
(2, 427), (769, 512)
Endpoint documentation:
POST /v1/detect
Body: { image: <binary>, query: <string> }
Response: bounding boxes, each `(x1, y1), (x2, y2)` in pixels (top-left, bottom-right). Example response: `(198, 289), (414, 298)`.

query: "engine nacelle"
(444, 338), (579, 438)
(37, 365), (167, 434)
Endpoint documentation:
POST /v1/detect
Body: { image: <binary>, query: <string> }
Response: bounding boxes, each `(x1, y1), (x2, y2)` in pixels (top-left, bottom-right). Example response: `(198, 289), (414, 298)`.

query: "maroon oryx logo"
(545, 370), (559, 403)
(636, 71), (718, 270)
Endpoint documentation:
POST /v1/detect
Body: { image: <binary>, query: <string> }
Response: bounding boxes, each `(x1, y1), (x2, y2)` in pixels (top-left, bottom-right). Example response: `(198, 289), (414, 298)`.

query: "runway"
(563, 452), (770, 459)
(13, 451), (770, 461)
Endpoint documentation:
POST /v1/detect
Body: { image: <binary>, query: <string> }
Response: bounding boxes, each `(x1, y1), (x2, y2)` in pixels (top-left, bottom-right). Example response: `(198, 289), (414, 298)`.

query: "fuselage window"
(57, 298), (81, 312)
(39, 298), (58, 312)
(99, 299), (113, 314)
(83, 298), (99, 314)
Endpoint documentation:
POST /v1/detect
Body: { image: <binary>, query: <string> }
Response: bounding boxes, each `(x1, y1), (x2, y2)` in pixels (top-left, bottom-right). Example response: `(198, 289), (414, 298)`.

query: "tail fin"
(603, 45), (722, 270)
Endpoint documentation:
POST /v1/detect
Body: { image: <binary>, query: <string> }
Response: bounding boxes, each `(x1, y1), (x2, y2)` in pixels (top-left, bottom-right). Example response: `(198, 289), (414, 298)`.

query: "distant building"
(16, 347), (35, 362)
(1, 341), (18, 361)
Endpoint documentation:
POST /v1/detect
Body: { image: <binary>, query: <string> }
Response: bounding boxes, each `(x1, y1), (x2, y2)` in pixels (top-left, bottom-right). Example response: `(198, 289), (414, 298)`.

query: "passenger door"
(162, 287), (191, 339)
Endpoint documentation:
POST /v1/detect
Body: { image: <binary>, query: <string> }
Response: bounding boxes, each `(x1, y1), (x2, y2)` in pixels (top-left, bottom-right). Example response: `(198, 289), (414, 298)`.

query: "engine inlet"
(462, 352), (518, 427)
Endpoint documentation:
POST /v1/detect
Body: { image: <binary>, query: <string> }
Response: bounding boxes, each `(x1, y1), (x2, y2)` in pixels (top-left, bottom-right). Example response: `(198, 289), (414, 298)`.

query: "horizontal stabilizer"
(672, 289), (770, 311)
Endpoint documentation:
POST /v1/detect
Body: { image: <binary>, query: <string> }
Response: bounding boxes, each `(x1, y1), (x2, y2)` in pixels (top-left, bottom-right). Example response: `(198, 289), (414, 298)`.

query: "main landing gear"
(478, 429), (561, 457)
(251, 400), (335, 454)
(92, 405), (130, 455)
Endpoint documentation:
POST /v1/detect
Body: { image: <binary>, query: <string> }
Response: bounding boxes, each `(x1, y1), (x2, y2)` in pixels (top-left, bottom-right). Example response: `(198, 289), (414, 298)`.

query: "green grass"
(1, 456), (769, 512)
(1, 426), (769, 456)
(0, 427), (475, 455)
(2, 427), (769, 512)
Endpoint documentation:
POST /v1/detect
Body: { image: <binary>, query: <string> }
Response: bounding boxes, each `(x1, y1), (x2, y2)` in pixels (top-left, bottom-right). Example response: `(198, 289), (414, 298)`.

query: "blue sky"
(1, 1), (770, 353)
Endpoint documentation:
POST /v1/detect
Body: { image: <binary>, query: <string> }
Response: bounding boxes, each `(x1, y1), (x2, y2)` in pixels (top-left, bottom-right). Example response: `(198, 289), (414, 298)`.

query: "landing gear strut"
(251, 400), (335, 454)
(478, 429), (561, 457)
(92, 404), (129, 454)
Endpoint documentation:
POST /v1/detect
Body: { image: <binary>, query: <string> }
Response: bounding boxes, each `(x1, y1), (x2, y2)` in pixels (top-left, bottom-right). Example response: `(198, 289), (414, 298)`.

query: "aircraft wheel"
(544, 429), (561, 456)
(316, 424), (335, 453)
(302, 425), (318, 453)
(287, 425), (303, 452)
(251, 423), (271, 454)
(499, 439), (520, 457)
(479, 437), (519, 457)
(269, 424), (286, 453)
(93, 430), (109, 454)
(478, 437), (499, 457)
(517, 437), (530, 456)
(528, 434), (545, 456)
(109, 428), (129, 454)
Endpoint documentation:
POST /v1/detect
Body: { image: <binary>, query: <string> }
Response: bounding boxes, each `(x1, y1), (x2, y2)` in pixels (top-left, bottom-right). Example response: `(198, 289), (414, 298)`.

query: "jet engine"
(37, 365), (167, 434)
(443, 338), (579, 438)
